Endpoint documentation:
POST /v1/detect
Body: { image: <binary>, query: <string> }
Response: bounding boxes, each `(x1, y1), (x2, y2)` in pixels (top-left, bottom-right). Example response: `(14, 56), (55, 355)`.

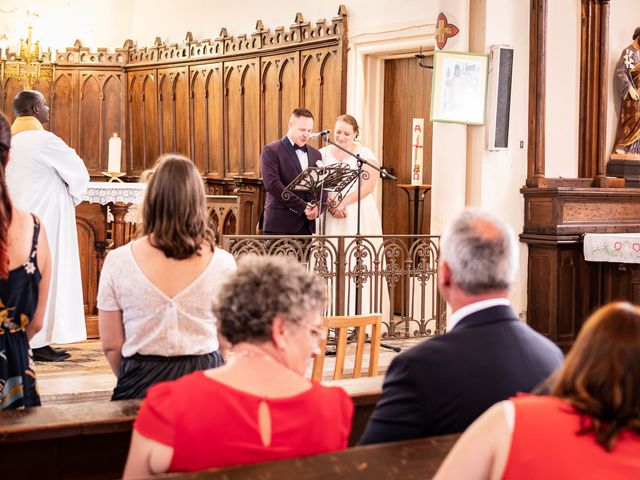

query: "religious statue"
(613, 27), (640, 157)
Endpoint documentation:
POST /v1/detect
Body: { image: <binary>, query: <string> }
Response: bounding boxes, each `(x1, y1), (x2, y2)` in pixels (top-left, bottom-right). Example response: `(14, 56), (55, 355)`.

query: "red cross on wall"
(435, 12), (459, 50)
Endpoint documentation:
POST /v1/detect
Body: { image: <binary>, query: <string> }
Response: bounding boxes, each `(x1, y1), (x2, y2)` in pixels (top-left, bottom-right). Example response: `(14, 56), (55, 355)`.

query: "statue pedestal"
(606, 153), (640, 187)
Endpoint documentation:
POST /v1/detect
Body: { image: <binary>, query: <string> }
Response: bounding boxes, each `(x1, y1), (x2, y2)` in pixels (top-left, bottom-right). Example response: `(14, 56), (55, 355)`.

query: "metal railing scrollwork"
(222, 234), (446, 338)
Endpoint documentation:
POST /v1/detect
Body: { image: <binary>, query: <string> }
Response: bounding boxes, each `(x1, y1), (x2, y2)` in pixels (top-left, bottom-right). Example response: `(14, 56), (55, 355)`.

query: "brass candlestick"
(101, 171), (125, 183)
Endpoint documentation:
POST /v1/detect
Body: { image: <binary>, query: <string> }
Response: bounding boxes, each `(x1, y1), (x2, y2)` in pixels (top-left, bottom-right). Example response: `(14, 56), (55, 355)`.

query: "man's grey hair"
(439, 208), (519, 295)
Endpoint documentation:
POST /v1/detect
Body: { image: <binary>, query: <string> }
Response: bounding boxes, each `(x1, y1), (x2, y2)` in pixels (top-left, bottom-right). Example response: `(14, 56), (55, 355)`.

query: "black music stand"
(283, 156), (401, 354)
(282, 164), (360, 218)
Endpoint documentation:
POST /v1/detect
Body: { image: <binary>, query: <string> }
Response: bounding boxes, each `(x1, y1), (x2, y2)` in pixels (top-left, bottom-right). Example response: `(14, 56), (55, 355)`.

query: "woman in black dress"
(0, 112), (51, 409)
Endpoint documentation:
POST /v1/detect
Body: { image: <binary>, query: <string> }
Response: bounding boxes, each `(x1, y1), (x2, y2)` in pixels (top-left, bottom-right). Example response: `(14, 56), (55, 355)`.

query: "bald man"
(7, 90), (89, 362)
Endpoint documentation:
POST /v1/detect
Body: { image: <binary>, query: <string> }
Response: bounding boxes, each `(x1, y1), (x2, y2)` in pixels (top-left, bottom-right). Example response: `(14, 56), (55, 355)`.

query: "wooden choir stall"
(0, 8), (350, 334)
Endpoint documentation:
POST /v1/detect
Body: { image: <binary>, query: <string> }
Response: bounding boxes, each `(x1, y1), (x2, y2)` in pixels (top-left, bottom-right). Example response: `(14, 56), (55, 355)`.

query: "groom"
(260, 108), (322, 235)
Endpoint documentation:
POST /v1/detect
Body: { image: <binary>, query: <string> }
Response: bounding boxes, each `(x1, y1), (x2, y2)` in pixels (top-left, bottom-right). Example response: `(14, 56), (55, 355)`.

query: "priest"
(7, 90), (89, 362)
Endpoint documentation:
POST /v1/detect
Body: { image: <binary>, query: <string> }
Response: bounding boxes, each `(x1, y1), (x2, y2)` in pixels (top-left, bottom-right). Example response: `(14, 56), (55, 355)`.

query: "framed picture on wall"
(430, 50), (489, 125)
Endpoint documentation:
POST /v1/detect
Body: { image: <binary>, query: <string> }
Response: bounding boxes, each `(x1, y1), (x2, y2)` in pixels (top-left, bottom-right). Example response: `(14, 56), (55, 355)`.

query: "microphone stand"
(321, 134), (397, 235)
(320, 132), (400, 353)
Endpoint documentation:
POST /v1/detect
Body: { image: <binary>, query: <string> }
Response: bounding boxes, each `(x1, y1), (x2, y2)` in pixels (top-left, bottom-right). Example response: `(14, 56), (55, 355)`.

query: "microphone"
(308, 129), (330, 140)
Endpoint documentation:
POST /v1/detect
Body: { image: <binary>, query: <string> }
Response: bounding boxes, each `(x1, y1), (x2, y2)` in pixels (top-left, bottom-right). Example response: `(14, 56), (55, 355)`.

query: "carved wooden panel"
(0, 78), (22, 124)
(528, 247), (555, 337)
(261, 53), (300, 152)
(75, 202), (107, 320)
(189, 63), (225, 177)
(224, 59), (259, 178)
(4, 9), (346, 184)
(35, 80), (52, 120)
(79, 75), (101, 174)
(102, 74), (125, 172)
(301, 47), (342, 133)
(190, 67), (208, 174)
(50, 72), (77, 147)
(208, 64), (225, 177)
(128, 70), (158, 173)
(0, 78), (52, 129)
(158, 67), (190, 157)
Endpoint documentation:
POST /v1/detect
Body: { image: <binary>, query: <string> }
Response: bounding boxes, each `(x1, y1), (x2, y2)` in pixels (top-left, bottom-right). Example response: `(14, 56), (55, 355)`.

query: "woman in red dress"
(434, 302), (640, 479)
(123, 255), (353, 477)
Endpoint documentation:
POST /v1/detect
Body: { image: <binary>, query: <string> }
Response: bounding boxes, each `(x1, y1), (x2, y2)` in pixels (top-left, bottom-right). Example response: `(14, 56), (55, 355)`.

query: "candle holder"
(102, 171), (125, 183)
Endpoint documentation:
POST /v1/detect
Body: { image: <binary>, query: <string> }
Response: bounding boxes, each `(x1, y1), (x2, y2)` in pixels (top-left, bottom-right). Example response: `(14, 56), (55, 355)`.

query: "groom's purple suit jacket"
(260, 136), (322, 234)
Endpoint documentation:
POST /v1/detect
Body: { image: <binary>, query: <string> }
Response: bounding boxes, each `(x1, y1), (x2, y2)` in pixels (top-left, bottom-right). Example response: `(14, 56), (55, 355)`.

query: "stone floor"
(37, 336), (427, 404)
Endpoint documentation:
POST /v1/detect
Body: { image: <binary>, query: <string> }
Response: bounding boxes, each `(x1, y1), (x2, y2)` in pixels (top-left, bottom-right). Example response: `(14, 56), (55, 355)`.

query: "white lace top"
(97, 244), (237, 357)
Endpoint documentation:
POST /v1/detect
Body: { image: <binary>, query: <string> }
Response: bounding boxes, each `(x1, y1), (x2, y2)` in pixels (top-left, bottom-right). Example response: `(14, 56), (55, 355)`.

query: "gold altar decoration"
(0, 10), (54, 89)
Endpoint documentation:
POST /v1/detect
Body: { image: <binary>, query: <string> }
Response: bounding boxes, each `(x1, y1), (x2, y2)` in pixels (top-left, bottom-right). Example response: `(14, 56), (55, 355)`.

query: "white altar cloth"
(583, 232), (640, 264)
(82, 181), (146, 205)
(81, 182), (146, 223)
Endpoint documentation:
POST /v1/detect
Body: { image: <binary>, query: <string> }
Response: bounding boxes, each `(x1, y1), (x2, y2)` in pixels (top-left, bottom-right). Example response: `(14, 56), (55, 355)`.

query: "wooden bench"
(159, 434), (459, 479)
(0, 376), (383, 479)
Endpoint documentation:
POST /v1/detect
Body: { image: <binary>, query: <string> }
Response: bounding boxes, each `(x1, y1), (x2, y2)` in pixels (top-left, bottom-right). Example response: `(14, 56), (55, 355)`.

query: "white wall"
(545, 0), (580, 178)
(430, 0), (470, 237)
(608, 0), (639, 155)
(0, 0), (131, 54)
(129, 0), (438, 46)
(465, 0), (530, 317)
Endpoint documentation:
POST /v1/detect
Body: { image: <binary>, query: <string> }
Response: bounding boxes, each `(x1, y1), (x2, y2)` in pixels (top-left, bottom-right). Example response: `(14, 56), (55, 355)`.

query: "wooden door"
(382, 56), (433, 235)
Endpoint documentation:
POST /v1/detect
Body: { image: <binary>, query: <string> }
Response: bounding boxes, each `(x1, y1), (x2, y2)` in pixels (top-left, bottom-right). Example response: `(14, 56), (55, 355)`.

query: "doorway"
(381, 56), (433, 235)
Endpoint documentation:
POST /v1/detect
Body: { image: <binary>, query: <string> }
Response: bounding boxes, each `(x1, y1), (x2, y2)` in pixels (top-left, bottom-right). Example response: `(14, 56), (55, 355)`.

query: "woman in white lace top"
(97, 154), (236, 400)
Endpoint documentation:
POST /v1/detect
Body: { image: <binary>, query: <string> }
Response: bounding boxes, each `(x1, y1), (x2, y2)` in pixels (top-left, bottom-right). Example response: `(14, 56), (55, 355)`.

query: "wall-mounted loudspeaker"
(485, 45), (514, 150)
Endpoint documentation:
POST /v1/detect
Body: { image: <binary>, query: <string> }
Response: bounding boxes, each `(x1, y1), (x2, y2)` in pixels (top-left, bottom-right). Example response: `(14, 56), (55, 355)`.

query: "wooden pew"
(159, 434), (459, 480)
(0, 376), (383, 479)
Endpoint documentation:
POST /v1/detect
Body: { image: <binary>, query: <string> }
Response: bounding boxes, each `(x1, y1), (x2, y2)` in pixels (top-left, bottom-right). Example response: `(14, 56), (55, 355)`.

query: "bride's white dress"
(318, 145), (388, 319)
(319, 145), (383, 237)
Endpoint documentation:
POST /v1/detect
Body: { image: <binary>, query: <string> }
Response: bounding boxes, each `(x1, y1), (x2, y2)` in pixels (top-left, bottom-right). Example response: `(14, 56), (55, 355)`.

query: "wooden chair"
(312, 314), (382, 381)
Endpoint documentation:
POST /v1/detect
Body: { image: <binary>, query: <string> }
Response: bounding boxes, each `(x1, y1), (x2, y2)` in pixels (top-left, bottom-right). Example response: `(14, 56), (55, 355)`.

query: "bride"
(320, 115), (382, 237)
(319, 115), (386, 318)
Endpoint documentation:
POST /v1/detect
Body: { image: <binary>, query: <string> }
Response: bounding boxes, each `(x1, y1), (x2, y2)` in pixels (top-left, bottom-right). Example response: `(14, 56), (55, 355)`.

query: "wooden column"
(595, 0), (610, 181)
(579, 0), (612, 182)
(527, 0), (547, 187)
(110, 203), (130, 248)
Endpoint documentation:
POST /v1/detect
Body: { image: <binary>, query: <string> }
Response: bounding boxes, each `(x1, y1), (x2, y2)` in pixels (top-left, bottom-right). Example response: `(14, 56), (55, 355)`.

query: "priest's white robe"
(7, 130), (90, 348)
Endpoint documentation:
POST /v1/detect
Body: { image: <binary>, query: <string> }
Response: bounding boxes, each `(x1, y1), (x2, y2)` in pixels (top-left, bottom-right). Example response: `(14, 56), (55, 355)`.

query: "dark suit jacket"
(260, 137), (322, 234)
(358, 305), (564, 445)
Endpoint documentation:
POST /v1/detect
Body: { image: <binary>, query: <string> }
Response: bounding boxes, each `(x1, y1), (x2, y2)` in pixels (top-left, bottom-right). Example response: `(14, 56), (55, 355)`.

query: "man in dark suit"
(359, 208), (563, 445)
(260, 108), (322, 235)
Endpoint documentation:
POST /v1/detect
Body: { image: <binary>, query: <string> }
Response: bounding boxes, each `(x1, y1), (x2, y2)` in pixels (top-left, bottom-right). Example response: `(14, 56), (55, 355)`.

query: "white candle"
(108, 133), (122, 173)
(411, 118), (424, 186)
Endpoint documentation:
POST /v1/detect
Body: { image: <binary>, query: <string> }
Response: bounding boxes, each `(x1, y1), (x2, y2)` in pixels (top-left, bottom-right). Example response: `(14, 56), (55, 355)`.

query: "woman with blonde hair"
(98, 154), (236, 400)
(434, 302), (640, 479)
(0, 112), (51, 408)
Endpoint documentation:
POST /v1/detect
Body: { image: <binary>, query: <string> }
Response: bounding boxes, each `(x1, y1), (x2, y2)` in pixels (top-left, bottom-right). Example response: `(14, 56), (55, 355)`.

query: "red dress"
(134, 370), (353, 472)
(503, 395), (640, 479)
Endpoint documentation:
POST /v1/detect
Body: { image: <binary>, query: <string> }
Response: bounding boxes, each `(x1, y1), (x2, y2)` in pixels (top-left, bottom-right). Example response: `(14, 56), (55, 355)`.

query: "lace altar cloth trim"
(82, 182), (146, 205)
(583, 233), (640, 263)
(82, 182), (145, 223)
